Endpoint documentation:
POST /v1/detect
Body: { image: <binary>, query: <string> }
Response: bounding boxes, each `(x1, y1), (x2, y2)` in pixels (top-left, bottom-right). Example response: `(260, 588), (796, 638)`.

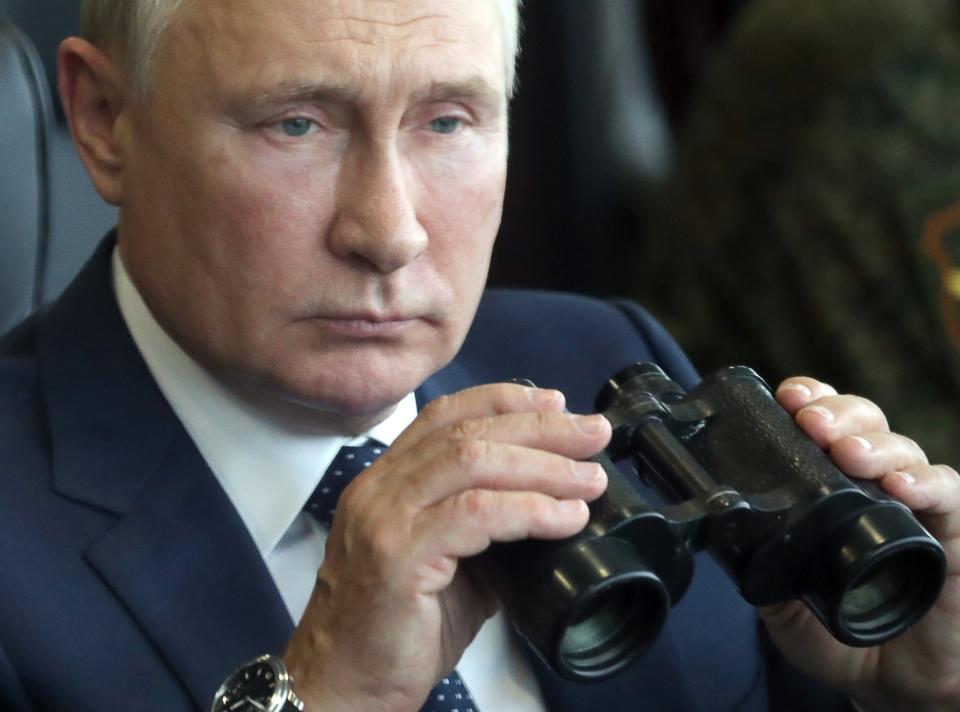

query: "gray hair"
(81, 0), (524, 98)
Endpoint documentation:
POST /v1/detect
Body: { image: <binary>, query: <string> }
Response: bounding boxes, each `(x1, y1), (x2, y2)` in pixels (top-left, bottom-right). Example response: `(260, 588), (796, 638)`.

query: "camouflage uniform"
(634, 0), (960, 465)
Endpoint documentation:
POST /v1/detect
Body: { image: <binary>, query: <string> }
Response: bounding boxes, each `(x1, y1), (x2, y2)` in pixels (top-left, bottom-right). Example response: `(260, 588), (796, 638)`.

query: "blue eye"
(428, 117), (462, 134)
(276, 118), (317, 137)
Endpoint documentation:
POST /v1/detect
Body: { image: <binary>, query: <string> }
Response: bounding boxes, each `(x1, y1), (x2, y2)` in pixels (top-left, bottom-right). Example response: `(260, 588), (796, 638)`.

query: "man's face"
(115, 0), (509, 419)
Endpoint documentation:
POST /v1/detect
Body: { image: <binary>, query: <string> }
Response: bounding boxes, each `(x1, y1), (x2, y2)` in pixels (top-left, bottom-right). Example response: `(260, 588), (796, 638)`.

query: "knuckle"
(535, 409), (557, 433)
(421, 394), (453, 423)
(365, 524), (399, 562)
(876, 411), (891, 431)
(936, 463), (960, 484)
(487, 383), (518, 414)
(450, 416), (487, 441)
(900, 436), (928, 463)
(897, 434), (919, 450)
(820, 394), (849, 413)
(856, 395), (889, 426)
(454, 437), (488, 472)
(455, 489), (494, 524)
(526, 498), (553, 530)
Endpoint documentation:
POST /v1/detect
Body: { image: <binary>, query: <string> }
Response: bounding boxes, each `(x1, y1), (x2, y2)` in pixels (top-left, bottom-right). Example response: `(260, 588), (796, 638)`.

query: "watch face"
(215, 658), (281, 711)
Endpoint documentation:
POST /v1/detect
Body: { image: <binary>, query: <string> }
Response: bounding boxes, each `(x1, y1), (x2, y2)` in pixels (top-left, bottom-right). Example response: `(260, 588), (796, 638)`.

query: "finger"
(878, 464), (960, 520)
(413, 490), (591, 561)
(793, 394), (890, 448)
(828, 432), (929, 479)
(776, 377), (838, 414)
(347, 410), (610, 512)
(441, 410), (610, 459)
(405, 440), (608, 508)
(393, 384), (567, 455)
(398, 411), (611, 506)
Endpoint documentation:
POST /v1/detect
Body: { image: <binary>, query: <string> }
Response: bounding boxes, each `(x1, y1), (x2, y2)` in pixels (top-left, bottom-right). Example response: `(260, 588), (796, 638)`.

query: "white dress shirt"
(111, 248), (545, 711)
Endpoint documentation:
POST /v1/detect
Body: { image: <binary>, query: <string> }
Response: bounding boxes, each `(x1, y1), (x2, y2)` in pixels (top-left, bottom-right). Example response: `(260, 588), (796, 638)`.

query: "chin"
(279, 351), (443, 419)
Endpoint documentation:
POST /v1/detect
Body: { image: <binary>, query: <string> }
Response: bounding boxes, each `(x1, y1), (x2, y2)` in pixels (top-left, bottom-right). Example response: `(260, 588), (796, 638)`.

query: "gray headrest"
(0, 21), (51, 334)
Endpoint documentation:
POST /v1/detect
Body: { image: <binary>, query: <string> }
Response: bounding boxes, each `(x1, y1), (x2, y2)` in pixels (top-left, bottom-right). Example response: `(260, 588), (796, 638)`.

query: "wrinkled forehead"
(158, 0), (508, 100)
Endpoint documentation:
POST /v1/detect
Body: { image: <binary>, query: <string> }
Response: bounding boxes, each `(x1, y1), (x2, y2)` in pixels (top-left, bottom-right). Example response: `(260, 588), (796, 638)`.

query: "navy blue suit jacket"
(0, 239), (845, 711)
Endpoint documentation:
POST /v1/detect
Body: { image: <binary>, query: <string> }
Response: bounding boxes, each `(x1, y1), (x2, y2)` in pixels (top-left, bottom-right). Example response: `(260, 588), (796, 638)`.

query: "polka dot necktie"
(303, 442), (482, 712)
(304, 441), (386, 529)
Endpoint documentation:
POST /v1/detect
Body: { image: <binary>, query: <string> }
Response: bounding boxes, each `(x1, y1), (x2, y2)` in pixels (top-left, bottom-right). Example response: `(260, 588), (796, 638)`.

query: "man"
(0, 1), (957, 710)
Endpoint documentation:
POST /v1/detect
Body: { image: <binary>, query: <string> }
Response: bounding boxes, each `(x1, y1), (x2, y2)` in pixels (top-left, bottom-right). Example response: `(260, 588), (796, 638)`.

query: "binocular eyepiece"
(481, 364), (946, 682)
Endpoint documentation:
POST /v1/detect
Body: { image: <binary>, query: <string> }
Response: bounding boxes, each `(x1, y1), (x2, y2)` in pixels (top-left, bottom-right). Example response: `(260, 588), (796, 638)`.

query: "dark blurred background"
(493, 0), (747, 295)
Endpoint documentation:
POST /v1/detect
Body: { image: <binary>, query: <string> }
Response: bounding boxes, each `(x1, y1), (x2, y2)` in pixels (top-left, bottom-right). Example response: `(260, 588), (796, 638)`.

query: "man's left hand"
(762, 377), (960, 712)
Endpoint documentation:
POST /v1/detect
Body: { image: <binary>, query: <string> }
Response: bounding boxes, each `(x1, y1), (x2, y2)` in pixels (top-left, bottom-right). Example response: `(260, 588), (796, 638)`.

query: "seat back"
(0, 21), (51, 334)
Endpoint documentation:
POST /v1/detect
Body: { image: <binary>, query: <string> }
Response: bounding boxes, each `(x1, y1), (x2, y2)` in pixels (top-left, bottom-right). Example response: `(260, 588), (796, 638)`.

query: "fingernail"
(800, 405), (834, 422)
(892, 470), (916, 485)
(780, 383), (812, 399)
(849, 436), (872, 451)
(557, 499), (586, 515)
(573, 461), (605, 481)
(575, 415), (608, 434)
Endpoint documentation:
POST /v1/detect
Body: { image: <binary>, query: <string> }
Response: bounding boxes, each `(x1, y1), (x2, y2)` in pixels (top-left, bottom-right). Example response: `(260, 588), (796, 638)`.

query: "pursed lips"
(313, 312), (426, 337)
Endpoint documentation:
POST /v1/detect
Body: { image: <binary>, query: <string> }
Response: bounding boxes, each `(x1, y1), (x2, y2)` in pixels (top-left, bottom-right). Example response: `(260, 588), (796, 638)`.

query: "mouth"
(313, 314), (424, 338)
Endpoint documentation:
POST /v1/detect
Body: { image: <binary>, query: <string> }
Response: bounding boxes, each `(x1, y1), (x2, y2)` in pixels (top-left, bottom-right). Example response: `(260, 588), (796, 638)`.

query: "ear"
(57, 37), (128, 206)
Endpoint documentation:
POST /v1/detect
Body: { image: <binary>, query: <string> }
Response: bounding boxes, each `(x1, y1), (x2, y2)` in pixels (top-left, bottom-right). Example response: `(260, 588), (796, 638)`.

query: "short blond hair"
(80, 0), (524, 97)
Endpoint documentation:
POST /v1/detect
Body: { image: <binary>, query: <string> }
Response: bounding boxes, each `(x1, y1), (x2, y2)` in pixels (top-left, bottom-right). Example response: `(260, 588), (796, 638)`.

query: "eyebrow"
(242, 80), (361, 111)
(409, 77), (505, 105)
(235, 75), (504, 114)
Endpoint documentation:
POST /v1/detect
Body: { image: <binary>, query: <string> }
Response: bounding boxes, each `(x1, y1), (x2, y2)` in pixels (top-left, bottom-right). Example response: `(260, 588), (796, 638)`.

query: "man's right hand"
(283, 383), (611, 712)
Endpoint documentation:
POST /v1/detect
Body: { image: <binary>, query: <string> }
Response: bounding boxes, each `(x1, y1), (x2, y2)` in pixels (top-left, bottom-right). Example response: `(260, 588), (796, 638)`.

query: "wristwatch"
(210, 654), (305, 712)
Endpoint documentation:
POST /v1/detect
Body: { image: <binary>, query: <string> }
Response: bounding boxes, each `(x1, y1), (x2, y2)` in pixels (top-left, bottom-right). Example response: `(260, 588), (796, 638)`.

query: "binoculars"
(481, 364), (946, 682)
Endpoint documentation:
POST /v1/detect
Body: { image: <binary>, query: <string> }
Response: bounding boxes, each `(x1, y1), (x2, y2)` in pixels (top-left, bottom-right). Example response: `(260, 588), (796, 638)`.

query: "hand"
(760, 377), (960, 712)
(283, 384), (610, 712)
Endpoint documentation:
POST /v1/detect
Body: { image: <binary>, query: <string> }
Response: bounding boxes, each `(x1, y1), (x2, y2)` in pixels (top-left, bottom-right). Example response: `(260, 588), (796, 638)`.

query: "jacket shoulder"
(0, 313), (51, 490)
(459, 289), (698, 412)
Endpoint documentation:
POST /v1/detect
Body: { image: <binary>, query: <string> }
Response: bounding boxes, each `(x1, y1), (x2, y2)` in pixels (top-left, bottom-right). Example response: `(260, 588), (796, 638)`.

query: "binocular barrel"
(482, 364), (946, 682)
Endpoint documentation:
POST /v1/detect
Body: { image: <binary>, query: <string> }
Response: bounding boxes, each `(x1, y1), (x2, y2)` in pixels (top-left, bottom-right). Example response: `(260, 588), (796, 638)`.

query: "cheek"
(414, 152), (506, 353)
(413, 142), (507, 277)
(178, 139), (340, 292)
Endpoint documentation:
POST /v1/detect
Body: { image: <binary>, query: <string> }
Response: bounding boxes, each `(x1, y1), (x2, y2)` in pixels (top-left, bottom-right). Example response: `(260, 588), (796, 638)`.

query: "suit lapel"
(84, 425), (294, 707)
(37, 237), (292, 708)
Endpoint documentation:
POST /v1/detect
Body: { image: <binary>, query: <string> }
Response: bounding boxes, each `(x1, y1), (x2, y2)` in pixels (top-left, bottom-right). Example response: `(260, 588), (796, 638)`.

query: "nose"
(329, 140), (428, 274)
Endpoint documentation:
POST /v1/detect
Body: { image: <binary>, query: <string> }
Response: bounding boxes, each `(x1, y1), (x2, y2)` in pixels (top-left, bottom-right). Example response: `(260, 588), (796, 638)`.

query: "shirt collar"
(111, 247), (418, 557)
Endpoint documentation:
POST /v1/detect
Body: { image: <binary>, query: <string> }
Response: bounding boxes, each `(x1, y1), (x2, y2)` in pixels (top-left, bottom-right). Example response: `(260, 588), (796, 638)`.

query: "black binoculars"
(480, 364), (947, 682)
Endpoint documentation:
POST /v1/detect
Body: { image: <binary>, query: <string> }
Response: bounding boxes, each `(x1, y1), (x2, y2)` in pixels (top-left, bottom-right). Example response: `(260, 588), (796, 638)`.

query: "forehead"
(163, 0), (507, 98)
